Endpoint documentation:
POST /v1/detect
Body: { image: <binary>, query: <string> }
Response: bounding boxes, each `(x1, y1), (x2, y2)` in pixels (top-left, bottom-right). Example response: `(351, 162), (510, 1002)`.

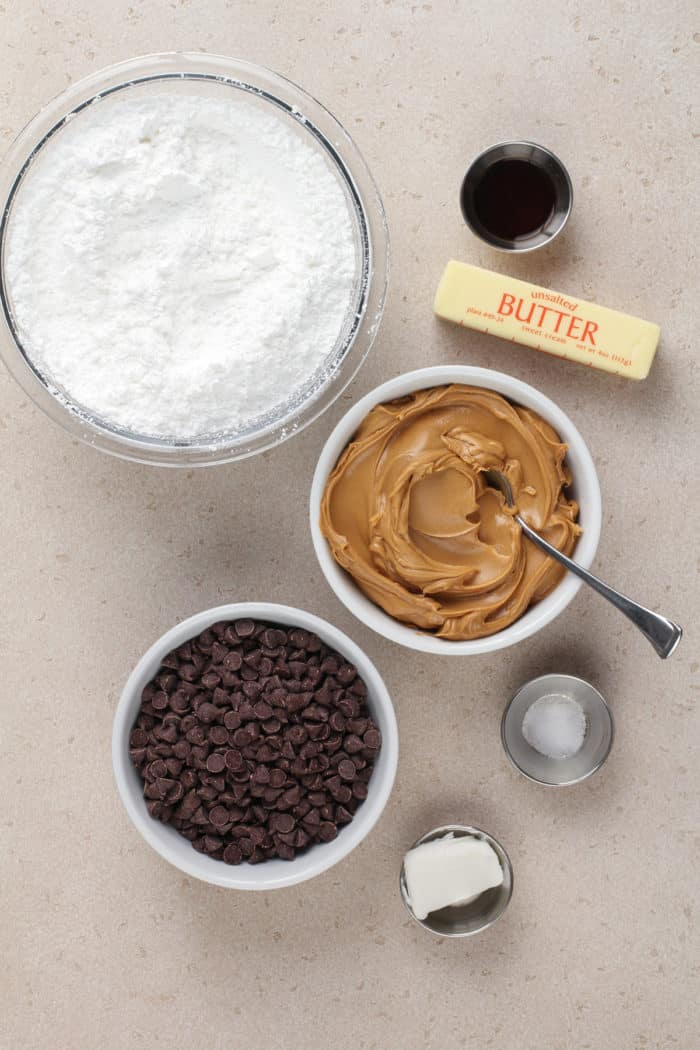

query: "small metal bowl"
(460, 140), (573, 252)
(501, 674), (614, 787)
(399, 824), (513, 937)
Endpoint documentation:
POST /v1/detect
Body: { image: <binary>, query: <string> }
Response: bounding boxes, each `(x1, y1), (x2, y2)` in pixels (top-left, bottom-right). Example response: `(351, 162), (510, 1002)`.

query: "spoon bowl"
(484, 468), (682, 659)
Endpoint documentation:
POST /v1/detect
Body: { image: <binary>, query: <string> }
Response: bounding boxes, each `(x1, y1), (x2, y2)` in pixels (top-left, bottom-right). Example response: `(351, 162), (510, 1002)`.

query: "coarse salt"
(5, 88), (358, 440)
(521, 693), (587, 760)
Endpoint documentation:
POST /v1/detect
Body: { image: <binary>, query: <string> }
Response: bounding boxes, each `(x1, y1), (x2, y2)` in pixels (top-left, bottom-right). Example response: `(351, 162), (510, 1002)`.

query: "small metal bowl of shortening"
(399, 824), (513, 937)
(501, 673), (614, 787)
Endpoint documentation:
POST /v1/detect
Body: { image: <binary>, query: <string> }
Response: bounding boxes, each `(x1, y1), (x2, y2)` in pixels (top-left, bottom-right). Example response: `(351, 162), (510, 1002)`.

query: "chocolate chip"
(337, 759), (356, 781)
(318, 821), (338, 842)
(206, 753), (226, 774)
(363, 728), (381, 749)
(256, 744), (277, 762)
(223, 710), (241, 732)
(289, 629), (310, 649)
(209, 805), (230, 827)
(232, 728), (252, 748)
(170, 692), (190, 714)
(224, 748), (244, 772)
(234, 619), (255, 638)
(295, 828), (311, 849)
(287, 724), (308, 747)
(271, 813), (295, 834)
(198, 703), (220, 725)
(156, 777), (176, 799)
(152, 691), (169, 711)
(157, 724), (178, 744)
(223, 843), (242, 865)
(336, 664), (357, 685)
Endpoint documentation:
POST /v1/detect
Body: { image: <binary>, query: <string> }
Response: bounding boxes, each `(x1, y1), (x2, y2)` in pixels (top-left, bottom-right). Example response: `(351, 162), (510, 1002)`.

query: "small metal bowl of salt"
(501, 673), (614, 787)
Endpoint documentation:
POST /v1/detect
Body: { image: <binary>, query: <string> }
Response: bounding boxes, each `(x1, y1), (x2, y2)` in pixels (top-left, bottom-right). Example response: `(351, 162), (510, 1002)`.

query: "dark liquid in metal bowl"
(471, 159), (556, 241)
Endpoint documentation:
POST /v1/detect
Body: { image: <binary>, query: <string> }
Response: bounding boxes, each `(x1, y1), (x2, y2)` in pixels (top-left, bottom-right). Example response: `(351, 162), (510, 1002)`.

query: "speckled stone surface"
(2, 3), (698, 1048)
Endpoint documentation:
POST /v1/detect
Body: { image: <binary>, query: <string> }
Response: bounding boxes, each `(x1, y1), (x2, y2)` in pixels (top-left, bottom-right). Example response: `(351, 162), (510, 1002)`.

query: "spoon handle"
(515, 514), (683, 659)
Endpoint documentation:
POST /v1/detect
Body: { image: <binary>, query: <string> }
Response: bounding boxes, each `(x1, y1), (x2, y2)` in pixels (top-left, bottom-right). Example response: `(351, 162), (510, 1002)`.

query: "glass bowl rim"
(0, 51), (389, 466)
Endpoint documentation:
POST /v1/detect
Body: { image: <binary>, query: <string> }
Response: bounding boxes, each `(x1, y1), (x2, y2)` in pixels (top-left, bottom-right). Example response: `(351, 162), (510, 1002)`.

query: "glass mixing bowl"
(0, 53), (389, 466)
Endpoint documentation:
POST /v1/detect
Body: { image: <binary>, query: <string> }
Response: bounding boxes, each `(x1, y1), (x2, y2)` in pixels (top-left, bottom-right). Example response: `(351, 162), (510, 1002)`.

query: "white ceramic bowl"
(112, 603), (398, 889)
(310, 366), (602, 655)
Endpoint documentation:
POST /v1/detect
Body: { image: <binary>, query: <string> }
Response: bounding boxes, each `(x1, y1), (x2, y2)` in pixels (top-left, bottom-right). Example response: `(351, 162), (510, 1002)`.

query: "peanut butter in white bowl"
(310, 366), (602, 655)
(320, 384), (581, 641)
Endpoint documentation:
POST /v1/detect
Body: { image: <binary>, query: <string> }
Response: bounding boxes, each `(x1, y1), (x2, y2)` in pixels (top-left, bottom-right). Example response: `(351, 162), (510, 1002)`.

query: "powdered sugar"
(5, 88), (358, 440)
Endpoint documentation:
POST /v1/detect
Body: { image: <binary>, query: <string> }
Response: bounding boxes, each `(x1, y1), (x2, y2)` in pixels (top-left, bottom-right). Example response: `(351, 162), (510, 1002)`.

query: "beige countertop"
(2, 3), (698, 1048)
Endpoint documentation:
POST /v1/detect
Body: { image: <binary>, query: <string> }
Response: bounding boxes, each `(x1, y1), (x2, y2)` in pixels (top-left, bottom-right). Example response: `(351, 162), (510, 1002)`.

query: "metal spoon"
(484, 469), (683, 659)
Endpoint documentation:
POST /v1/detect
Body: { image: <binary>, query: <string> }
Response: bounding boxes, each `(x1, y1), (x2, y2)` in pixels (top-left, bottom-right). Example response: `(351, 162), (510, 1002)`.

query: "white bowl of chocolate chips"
(113, 603), (398, 889)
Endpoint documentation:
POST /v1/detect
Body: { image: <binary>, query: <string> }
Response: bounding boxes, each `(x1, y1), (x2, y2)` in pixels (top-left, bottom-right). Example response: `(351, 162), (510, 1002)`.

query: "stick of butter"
(434, 260), (660, 379)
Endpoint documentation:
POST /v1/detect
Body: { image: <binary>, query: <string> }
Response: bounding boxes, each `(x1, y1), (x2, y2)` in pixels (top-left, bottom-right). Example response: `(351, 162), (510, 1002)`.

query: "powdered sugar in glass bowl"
(0, 53), (389, 466)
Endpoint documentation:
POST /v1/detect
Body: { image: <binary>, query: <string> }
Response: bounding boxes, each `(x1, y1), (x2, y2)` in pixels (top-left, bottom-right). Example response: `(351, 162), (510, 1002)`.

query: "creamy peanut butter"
(320, 385), (581, 640)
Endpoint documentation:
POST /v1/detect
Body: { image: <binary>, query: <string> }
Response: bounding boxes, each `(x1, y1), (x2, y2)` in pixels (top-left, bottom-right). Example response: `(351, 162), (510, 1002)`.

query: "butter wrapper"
(434, 260), (660, 380)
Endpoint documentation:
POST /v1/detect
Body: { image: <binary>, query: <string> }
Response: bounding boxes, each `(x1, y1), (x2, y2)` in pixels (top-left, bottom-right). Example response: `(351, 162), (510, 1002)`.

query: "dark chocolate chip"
(337, 759), (356, 781)
(363, 728), (381, 749)
(152, 691), (169, 711)
(223, 843), (242, 865)
(271, 813), (295, 834)
(232, 728), (252, 748)
(234, 619), (255, 638)
(206, 753), (226, 774)
(209, 806), (230, 828)
(318, 821), (338, 842)
(223, 710), (242, 732)
(197, 703), (219, 724)
(224, 748), (244, 772)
